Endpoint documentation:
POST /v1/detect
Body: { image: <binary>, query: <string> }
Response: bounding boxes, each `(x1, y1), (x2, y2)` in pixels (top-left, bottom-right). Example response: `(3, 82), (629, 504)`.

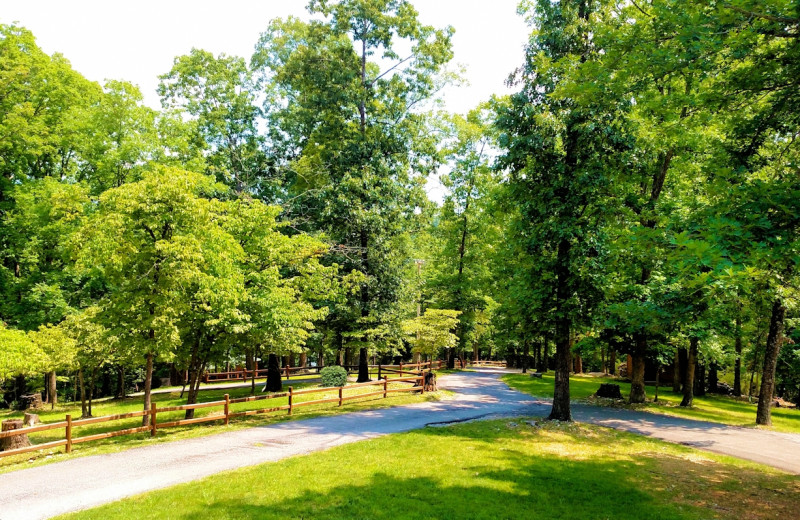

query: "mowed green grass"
(0, 377), (449, 473)
(58, 418), (800, 520)
(503, 373), (800, 433)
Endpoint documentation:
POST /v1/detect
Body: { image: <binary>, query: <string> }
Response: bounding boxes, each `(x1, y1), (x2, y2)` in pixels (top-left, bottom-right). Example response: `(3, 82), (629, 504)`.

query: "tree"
(253, 0), (454, 382)
(159, 49), (271, 198)
(402, 309), (461, 359)
(75, 167), (229, 425)
(495, 0), (625, 421)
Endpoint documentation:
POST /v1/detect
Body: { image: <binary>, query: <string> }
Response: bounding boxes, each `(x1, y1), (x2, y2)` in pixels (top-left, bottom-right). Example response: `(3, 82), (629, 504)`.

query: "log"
(0, 420), (31, 452)
(23, 413), (41, 427)
(423, 372), (437, 392)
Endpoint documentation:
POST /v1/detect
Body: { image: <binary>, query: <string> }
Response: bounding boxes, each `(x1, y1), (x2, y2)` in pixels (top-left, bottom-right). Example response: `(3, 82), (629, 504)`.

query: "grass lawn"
(58, 418), (800, 520)
(0, 379), (450, 474)
(503, 373), (800, 433)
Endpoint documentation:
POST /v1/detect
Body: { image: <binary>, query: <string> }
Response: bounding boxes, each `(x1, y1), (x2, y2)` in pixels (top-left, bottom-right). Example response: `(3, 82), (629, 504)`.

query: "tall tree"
(495, 0), (625, 420)
(253, 0), (454, 381)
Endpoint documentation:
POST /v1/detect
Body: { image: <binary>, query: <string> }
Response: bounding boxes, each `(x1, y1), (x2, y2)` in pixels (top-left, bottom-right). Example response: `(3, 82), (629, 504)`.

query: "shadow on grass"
(180, 463), (696, 520)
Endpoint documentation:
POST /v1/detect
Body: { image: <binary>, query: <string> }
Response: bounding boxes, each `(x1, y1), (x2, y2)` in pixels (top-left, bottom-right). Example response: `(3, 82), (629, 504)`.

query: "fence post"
(224, 394), (230, 426)
(285, 365), (290, 380)
(420, 371), (425, 395)
(150, 402), (157, 437)
(288, 386), (293, 415)
(399, 361), (403, 375)
(378, 364), (382, 380)
(383, 376), (388, 398)
(338, 386), (343, 407)
(65, 414), (72, 454)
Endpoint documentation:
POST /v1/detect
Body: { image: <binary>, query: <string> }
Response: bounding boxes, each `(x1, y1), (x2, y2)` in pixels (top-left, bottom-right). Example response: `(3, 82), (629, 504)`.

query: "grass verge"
(58, 417), (800, 520)
(503, 373), (800, 433)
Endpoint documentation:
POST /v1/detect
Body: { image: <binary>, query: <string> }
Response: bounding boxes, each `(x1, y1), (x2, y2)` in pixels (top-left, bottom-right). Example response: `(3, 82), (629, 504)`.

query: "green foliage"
(320, 365), (348, 387)
(402, 309), (461, 357)
(0, 324), (45, 381)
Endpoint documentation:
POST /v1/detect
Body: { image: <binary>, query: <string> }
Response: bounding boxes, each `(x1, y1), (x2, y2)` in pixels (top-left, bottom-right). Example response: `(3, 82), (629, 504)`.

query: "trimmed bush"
(320, 366), (348, 387)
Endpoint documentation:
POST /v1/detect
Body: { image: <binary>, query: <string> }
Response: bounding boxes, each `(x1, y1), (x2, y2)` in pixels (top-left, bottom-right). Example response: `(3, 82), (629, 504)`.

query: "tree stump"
(530, 372), (544, 379)
(23, 412), (41, 427)
(0, 419), (30, 452)
(19, 393), (43, 410)
(595, 383), (623, 399)
(423, 372), (438, 392)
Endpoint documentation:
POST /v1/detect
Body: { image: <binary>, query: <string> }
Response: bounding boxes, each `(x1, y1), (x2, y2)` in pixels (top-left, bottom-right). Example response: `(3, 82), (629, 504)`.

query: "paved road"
(0, 369), (798, 520)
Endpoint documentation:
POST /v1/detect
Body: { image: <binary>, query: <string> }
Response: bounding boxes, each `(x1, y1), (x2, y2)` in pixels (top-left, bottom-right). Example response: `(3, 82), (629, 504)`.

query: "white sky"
(2, 0), (531, 201)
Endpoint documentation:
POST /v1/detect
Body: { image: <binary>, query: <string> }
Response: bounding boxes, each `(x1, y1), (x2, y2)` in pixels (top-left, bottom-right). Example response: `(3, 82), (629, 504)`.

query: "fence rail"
(0, 374), (426, 460)
(203, 360), (445, 383)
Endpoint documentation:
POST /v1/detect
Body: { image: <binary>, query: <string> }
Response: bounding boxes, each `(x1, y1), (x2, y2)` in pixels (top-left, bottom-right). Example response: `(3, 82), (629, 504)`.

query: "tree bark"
(629, 353), (647, 404)
(548, 239), (572, 421)
(142, 352), (154, 427)
(78, 368), (89, 418)
(522, 341), (529, 374)
(672, 349), (681, 393)
(608, 349), (616, 375)
(695, 362), (706, 397)
(265, 353), (282, 392)
(680, 337), (698, 407)
(708, 362), (718, 393)
(46, 371), (57, 409)
(116, 366), (126, 399)
(357, 347), (370, 383)
(757, 299), (786, 426)
(733, 315), (743, 396)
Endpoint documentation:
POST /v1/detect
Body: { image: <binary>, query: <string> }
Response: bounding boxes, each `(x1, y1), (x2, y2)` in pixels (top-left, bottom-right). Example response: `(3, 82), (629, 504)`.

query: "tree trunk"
(116, 366), (126, 399)
(629, 353), (647, 404)
(142, 352), (154, 427)
(78, 368), (89, 418)
(608, 349), (616, 375)
(265, 353), (283, 392)
(357, 347), (370, 383)
(522, 341), (529, 374)
(317, 350), (325, 369)
(672, 349), (681, 393)
(548, 239), (572, 422)
(184, 358), (206, 420)
(708, 362), (718, 393)
(46, 371), (57, 409)
(733, 315), (743, 396)
(654, 365), (661, 403)
(678, 347), (688, 391)
(680, 337), (698, 407)
(695, 362), (706, 397)
(757, 299), (786, 426)
(574, 355), (582, 374)
(299, 352), (307, 368)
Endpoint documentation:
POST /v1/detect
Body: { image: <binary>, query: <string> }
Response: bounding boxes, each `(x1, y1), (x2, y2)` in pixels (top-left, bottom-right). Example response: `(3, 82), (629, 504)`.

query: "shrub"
(320, 366), (348, 387)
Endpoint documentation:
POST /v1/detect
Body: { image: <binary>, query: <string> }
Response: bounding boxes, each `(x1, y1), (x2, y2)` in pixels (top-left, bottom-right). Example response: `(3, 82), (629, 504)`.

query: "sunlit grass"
(58, 418), (800, 520)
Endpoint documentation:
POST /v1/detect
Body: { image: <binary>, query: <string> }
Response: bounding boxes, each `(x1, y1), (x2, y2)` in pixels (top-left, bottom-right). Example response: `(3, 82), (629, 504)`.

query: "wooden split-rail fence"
(0, 374), (426, 460)
(203, 360), (446, 383)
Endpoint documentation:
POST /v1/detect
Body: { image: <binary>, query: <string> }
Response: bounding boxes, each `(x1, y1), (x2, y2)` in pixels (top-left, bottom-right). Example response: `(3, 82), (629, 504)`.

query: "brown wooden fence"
(0, 374), (425, 460)
(471, 360), (507, 367)
(204, 360), (445, 383)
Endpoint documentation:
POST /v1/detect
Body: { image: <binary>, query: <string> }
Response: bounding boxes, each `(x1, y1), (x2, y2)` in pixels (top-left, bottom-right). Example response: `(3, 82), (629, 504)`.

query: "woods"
(1, 0), (800, 432)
